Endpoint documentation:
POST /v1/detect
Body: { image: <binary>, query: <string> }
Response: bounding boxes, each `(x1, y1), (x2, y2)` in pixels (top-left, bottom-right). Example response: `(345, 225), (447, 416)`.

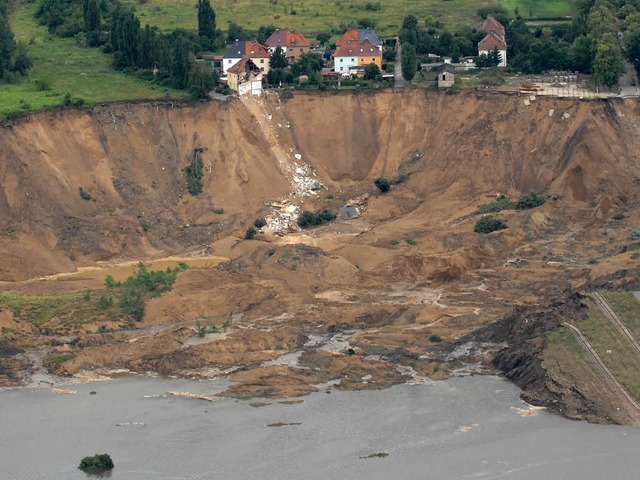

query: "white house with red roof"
(478, 15), (507, 67)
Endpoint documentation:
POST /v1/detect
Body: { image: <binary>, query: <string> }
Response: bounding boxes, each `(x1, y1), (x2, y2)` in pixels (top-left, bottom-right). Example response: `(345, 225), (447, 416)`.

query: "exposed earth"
(1, 89), (640, 425)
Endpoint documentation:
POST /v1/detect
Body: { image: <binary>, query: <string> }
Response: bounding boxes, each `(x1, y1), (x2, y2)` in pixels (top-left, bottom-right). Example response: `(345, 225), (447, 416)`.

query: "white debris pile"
(263, 199), (301, 234)
(290, 159), (323, 195)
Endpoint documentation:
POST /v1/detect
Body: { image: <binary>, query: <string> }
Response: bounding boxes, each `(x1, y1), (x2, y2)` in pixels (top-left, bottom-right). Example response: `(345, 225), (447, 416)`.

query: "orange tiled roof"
(336, 29), (359, 47)
(245, 41), (270, 58)
(334, 39), (381, 57)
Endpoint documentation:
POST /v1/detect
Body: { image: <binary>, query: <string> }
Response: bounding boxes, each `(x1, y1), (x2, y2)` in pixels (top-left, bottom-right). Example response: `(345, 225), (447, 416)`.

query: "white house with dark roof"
(222, 41), (271, 74)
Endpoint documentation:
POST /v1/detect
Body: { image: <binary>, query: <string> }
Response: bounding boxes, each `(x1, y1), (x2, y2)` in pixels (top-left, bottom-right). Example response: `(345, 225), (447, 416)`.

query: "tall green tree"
(82, 0), (101, 46)
(593, 33), (625, 86)
(400, 15), (418, 46)
(401, 42), (417, 80)
(269, 46), (288, 69)
(570, 35), (594, 72)
(197, 0), (216, 42)
(187, 59), (214, 99)
(0, 7), (16, 79)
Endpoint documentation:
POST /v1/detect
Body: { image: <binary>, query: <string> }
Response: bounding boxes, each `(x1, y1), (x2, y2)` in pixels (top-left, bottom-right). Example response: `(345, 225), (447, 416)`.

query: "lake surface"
(1, 374), (639, 479)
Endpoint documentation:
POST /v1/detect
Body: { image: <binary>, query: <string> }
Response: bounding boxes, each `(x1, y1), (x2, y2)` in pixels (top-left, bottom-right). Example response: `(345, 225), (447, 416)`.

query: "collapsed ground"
(1, 90), (640, 425)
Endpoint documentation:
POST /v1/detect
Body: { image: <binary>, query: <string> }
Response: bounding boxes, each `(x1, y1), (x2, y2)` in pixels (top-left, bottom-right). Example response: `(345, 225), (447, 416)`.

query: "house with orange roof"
(336, 29), (383, 51)
(222, 41), (271, 74)
(265, 30), (311, 63)
(227, 58), (263, 96)
(478, 15), (507, 67)
(333, 39), (382, 75)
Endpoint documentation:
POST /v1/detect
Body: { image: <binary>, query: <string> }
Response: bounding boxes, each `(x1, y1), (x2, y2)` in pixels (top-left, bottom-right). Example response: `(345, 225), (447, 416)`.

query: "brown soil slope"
(1, 90), (640, 422)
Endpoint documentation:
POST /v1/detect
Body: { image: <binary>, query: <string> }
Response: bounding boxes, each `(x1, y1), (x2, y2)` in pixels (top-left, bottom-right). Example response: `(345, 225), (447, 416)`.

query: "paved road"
(618, 58), (639, 97)
(394, 38), (405, 88)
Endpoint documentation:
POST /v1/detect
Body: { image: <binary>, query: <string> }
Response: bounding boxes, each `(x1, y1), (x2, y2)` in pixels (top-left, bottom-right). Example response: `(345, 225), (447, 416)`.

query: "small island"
(78, 453), (114, 473)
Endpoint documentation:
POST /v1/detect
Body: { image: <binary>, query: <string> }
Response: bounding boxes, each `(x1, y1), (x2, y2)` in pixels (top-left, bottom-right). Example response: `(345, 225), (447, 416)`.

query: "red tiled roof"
(479, 15), (505, 38)
(266, 30), (311, 48)
(478, 31), (506, 51)
(336, 29), (359, 47)
(336, 29), (383, 47)
(245, 41), (270, 58)
(334, 39), (381, 57)
(228, 58), (257, 74)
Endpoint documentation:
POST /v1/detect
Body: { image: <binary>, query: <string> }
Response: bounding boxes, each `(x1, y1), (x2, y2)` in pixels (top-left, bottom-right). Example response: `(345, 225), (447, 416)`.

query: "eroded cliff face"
(1, 90), (640, 423)
(1, 91), (638, 280)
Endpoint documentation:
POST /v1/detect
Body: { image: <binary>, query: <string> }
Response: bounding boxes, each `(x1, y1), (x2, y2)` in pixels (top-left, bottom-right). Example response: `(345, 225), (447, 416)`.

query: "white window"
(260, 59), (264, 63)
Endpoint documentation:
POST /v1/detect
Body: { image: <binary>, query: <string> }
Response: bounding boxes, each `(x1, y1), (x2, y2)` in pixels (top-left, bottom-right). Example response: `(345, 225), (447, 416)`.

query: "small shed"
(339, 205), (360, 220)
(436, 63), (456, 88)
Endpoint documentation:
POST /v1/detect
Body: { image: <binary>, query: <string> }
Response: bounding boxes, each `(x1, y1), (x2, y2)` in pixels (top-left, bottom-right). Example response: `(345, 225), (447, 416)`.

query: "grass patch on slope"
(501, 0), (574, 19)
(3, 2), (184, 116)
(0, 290), (125, 328)
(602, 291), (640, 342)
(572, 303), (640, 401)
(0, 263), (189, 332)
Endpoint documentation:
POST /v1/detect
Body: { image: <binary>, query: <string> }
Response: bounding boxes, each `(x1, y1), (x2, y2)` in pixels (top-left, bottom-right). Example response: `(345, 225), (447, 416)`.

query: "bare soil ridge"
(1, 90), (640, 423)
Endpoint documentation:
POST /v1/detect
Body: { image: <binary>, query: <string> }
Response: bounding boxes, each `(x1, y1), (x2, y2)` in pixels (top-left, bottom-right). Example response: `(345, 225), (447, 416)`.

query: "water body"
(1, 375), (639, 479)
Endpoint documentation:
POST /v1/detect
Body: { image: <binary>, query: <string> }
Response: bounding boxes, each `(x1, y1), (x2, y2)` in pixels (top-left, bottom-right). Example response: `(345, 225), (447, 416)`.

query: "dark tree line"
(35, 0), (221, 97)
(0, 0), (32, 82)
(109, 6), (213, 96)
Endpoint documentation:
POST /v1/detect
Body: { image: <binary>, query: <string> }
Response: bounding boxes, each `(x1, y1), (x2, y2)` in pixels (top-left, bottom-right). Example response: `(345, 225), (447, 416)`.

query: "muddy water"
(2, 376), (639, 479)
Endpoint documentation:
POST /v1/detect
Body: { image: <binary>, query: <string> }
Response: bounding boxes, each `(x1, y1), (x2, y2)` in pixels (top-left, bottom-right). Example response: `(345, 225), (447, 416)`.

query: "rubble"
(241, 96), (326, 235)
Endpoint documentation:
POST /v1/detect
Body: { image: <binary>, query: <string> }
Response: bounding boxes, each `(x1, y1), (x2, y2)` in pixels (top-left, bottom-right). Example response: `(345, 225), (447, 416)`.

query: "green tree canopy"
(593, 32), (625, 86)
(270, 46), (288, 69)
(401, 42), (417, 80)
(363, 62), (381, 80)
(197, 0), (216, 42)
(400, 15), (418, 46)
(291, 52), (322, 77)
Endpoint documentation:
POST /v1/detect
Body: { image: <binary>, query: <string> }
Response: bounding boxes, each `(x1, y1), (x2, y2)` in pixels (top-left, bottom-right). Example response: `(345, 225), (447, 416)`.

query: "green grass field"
(501, 0), (574, 19)
(572, 303), (640, 401)
(602, 291), (640, 341)
(0, 289), (126, 330)
(123, 0), (485, 37)
(123, 0), (575, 38)
(2, 2), (184, 116)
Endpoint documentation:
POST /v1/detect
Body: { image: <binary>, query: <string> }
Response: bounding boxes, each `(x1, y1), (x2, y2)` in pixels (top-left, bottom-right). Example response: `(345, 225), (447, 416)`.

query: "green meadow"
(123, 0), (575, 38)
(2, 2), (184, 116)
